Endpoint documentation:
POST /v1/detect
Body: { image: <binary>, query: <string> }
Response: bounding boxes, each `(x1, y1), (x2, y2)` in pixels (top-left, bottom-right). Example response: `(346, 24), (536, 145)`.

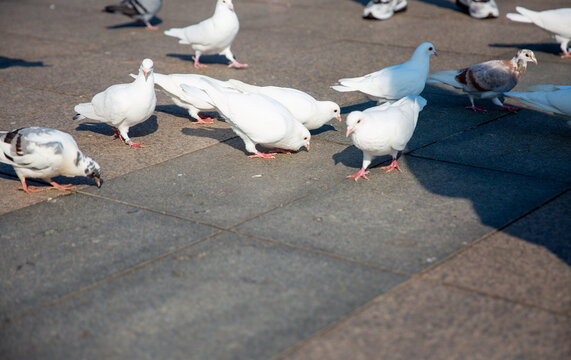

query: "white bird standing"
(506, 7), (571, 58)
(104, 0), (163, 30)
(227, 79), (342, 130)
(505, 85), (571, 118)
(152, 73), (232, 124)
(73, 59), (156, 148)
(0, 127), (101, 194)
(345, 95), (427, 181)
(331, 42), (437, 103)
(180, 79), (310, 159)
(164, 0), (247, 69)
(428, 49), (537, 112)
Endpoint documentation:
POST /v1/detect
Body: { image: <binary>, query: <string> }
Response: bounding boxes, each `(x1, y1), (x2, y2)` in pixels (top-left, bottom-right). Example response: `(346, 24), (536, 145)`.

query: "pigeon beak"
(94, 177), (101, 188)
(144, 69), (151, 81)
(228, 3), (234, 10)
(346, 127), (354, 137)
(532, 58), (538, 65)
(336, 114), (342, 122)
(434, 50), (438, 57)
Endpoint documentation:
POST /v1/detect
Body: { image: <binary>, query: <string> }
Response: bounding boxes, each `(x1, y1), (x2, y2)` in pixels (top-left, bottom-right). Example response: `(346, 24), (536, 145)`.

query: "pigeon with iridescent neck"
(73, 59), (156, 147)
(428, 50), (537, 112)
(164, 0), (247, 69)
(0, 127), (101, 194)
(345, 96), (426, 181)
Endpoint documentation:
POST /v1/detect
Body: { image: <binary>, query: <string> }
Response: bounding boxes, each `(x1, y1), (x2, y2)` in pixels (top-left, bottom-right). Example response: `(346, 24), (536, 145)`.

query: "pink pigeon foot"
(347, 167), (369, 181)
(465, 105), (487, 112)
(381, 158), (401, 172)
(126, 139), (143, 148)
(501, 104), (520, 113)
(18, 180), (44, 194)
(249, 151), (276, 159)
(145, 24), (159, 30)
(192, 56), (207, 68)
(561, 50), (571, 58)
(49, 181), (76, 192)
(228, 60), (248, 69)
(112, 128), (123, 140)
(193, 114), (215, 124)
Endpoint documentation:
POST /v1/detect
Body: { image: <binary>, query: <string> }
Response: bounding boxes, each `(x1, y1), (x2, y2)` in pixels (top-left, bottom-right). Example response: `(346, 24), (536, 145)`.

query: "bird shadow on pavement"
(74, 116), (158, 139)
(106, 17), (163, 30)
(180, 126), (244, 153)
(0, 56), (44, 69)
(167, 53), (230, 66)
(489, 42), (561, 57)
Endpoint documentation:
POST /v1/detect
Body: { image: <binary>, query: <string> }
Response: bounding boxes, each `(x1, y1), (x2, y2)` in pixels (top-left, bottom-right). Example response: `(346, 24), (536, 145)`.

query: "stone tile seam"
(0, 228), (226, 329)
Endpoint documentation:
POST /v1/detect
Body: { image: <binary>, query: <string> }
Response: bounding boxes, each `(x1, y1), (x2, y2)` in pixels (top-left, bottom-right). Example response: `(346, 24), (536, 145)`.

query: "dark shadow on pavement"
(0, 56), (44, 69)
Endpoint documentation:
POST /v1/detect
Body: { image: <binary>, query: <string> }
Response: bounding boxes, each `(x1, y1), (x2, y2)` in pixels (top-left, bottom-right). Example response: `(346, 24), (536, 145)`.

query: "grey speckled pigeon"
(428, 50), (537, 112)
(0, 127), (101, 194)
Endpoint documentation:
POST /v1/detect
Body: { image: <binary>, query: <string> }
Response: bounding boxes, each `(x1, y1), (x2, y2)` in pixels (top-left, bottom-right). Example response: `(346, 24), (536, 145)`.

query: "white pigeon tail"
(180, 79), (310, 159)
(104, 0), (163, 30)
(345, 95), (427, 181)
(228, 79), (341, 130)
(164, 0), (247, 68)
(428, 49), (537, 112)
(506, 7), (571, 58)
(0, 127), (101, 193)
(505, 85), (571, 118)
(153, 73), (232, 124)
(74, 58), (156, 148)
(332, 42), (437, 103)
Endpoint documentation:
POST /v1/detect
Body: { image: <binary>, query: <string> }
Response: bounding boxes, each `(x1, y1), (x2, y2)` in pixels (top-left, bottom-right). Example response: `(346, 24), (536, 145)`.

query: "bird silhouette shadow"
(74, 115), (158, 138)
(489, 42), (561, 56)
(167, 53), (230, 66)
(181, 125), (249, 154)
(106, 17), (163, 30)
(0, 56), (44, 69)
(332, 145), (394, 171)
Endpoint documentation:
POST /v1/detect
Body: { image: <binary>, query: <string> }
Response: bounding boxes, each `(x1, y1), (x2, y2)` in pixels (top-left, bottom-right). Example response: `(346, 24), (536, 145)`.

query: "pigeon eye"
(303, 137), (308, 140)
(334, 109), (338, 113)
(525, 53), (530, 57)
(428, 47), (433, 51)
(357, 119), (361, 124)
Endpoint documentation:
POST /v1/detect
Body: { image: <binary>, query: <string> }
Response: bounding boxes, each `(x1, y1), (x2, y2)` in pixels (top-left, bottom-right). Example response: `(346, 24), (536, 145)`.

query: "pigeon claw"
(501, 104), (520, 113)
(192, 56), (208, 68)
(249, 151), (276, 159)
(193, 116), (215, 125)
(381, 159), (401, 173)
(126, 140), (143, 148)
(228, 60), (248, 69)
(49, 181), (76, 192)
(347, 168), (369, 181)
(18, 182), (44, 194)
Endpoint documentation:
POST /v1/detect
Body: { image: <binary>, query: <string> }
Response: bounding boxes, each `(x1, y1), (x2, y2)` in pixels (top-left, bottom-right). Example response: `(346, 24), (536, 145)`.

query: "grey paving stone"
(236, 156), (567, 273)
(411, 108), (571, 181)
(0, 232), (407, 360)
(280, 280), (571, 360)
(0, 193), (218, 322)
(83, 137), (354, 228)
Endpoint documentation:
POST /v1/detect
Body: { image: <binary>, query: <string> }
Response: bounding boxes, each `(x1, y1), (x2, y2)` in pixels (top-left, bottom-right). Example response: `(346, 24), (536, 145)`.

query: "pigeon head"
(219, 0), (234, 11)
(140, 58), (154, 81)
(515, 49), (537, 66)
(78, 154), (102, 188)
(292, 125), (311, 152)
(414, 42), (438, 58)
(325, 101), (342, 122)
(345, 111), (365, 137)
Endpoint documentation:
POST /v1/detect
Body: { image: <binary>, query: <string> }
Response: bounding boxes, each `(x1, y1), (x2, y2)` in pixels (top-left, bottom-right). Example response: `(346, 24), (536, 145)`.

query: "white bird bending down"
(227, 79), (341, 130)
(180, 79), (310, 159)
(0, 127), (101, 194)
(104, 0), (163, 30)
(73, 59), (156, 148)
(506, 7), (571, 58)
(428, 49), (537, 113)
(164, 0), (247, 69)
(332, 42), (437, 103)
(152, 73), (233, 124)
(345, 95), (427, 181)
(505, 85), (571, 118)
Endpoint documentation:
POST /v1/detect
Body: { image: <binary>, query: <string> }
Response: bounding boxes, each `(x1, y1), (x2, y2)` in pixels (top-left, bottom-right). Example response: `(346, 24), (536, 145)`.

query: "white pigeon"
(180, 79), (310, 159)
(104, 0), (163, 30)
(345, 95), (427, 181)
(506, 7), (571, 58)
(227, 79), (342, 130)
(0, 127), (101, 194)
(331, 42), (437, 103)
(164, 0), (247, 69)
(151, 72), (233, 124)
(428, 49), (537, 112)
(505, 85), (571, 118)
(73, 59), (156, 148)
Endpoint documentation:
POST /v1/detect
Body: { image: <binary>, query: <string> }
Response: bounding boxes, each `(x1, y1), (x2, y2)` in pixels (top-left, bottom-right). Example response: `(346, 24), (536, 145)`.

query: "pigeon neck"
(512, 57), (527, 75)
